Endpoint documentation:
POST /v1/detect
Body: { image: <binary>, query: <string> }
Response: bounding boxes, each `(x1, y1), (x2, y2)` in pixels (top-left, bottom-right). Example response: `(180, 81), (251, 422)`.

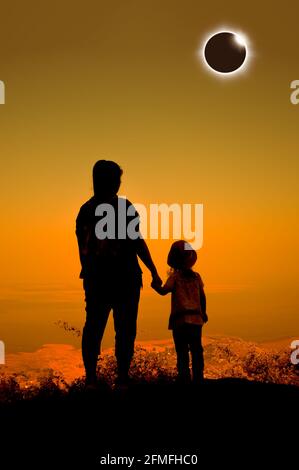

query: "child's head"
(167, 240), (197, 270)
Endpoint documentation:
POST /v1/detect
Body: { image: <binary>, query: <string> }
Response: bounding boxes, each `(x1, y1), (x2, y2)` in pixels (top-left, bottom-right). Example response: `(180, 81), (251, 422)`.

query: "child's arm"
(151, 281), (171, 296)
(151, 273), (175, 296)
(199, 285), (208, 323)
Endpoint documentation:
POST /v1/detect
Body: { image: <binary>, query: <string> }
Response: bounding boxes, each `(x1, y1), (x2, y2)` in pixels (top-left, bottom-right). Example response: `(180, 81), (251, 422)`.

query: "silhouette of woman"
(76, 160), (162, 388)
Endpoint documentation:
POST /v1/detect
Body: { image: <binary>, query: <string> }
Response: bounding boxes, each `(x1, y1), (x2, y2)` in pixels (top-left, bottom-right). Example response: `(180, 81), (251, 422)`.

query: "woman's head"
(93, 160), (123, 199)
(167, 240), (197, 270)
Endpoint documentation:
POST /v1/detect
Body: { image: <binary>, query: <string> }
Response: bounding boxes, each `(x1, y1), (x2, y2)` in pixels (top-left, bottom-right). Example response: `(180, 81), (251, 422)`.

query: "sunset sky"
(0, 0), (298, 353)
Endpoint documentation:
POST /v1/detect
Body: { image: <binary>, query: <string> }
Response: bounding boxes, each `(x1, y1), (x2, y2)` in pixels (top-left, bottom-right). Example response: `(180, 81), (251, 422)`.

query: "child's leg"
(188, 325), (204, 383)
(172, 325), (191, 383)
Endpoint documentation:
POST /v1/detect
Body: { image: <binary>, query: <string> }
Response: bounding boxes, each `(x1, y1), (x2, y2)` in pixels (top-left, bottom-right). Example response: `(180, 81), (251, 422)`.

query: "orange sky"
(0, 0), (299, 352)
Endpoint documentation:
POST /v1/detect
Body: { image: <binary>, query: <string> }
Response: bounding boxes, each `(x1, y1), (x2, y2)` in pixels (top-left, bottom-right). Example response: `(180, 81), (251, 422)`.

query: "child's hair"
(167, 240), (197, 271)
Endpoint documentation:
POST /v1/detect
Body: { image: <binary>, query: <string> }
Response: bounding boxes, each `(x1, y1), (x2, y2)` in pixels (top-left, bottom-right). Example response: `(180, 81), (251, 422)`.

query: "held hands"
(151, 271), (162, 290)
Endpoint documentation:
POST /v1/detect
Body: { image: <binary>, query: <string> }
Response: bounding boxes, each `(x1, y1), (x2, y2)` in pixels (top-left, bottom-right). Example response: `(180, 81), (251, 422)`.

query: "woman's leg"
(82, 279), (111, 384)
(113, 282), (140, 383)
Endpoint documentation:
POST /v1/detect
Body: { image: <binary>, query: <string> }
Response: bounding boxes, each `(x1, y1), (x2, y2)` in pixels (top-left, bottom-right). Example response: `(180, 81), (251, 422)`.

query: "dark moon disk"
(204, 32), (246, 73)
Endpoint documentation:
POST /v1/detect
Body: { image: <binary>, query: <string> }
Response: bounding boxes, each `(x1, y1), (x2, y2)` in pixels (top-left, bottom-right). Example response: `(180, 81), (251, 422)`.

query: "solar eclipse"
(202, 30), (249, 76)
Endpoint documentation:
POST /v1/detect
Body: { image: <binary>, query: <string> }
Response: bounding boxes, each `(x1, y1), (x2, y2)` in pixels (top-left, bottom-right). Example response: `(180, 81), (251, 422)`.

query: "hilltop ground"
(0, 336), (298, 467)
(0, 377), (298, 467)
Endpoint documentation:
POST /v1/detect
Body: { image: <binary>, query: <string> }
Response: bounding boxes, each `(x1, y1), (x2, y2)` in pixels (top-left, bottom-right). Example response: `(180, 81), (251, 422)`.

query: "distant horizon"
(1, 278), (298, 354)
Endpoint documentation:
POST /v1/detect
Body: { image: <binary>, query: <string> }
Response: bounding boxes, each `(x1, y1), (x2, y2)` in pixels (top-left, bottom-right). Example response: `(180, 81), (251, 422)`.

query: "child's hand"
(203, 313), (208, 324)
(151, 279), (161, 290)
(151, 272), (162, 288)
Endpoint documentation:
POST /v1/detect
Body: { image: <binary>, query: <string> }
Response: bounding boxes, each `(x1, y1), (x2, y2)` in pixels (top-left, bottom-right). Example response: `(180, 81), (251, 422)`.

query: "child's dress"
(163, 271), (205, 329)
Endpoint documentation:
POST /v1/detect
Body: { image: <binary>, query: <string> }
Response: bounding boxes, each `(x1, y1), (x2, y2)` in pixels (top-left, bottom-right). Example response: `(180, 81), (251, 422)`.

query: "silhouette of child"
(151, 240), (208, 384)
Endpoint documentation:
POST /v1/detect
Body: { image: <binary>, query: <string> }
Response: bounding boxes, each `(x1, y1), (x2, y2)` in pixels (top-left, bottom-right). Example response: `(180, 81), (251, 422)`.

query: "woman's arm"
(135, 238), (162, 286)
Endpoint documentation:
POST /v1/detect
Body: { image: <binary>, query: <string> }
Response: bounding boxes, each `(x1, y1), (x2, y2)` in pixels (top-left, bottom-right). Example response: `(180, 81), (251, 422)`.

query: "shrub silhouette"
(1, 341), (298, 403)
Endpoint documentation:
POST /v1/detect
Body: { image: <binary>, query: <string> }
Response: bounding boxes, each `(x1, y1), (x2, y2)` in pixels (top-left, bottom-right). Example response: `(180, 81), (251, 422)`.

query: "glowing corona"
(199, 27), (252, 78)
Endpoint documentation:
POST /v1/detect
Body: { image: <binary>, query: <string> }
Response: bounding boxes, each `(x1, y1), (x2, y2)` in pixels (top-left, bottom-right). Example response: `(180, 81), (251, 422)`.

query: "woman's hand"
(151, 271), (162, 288)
